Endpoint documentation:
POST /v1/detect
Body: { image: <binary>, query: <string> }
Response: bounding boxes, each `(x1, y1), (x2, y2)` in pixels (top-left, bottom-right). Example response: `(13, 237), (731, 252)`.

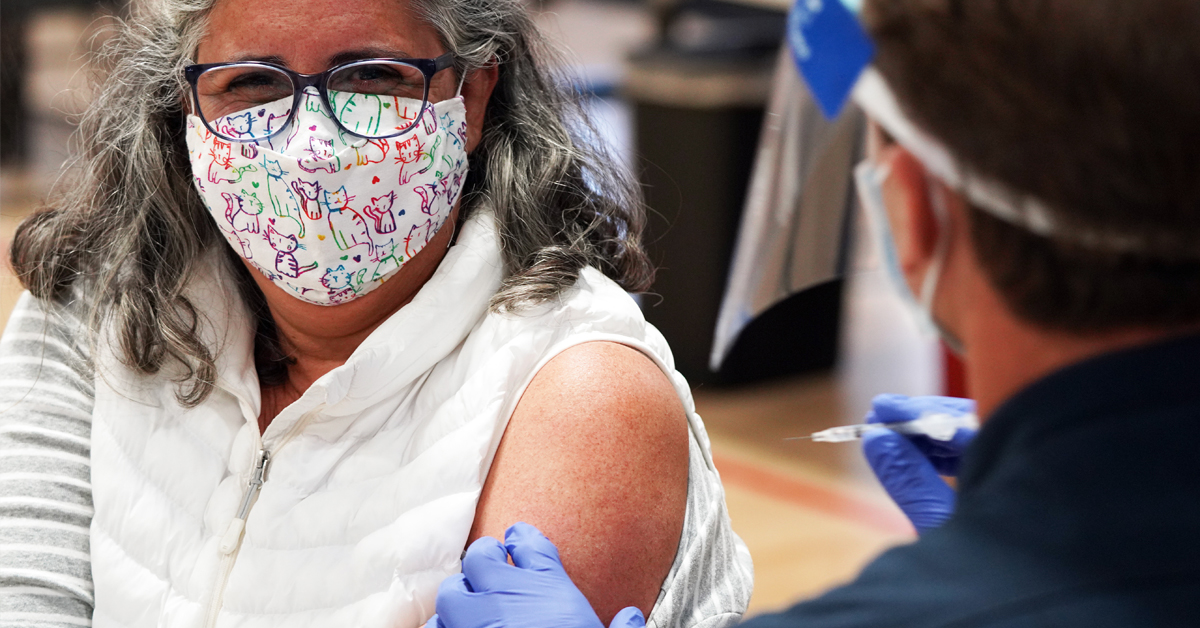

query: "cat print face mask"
(185, 91), (470, 305)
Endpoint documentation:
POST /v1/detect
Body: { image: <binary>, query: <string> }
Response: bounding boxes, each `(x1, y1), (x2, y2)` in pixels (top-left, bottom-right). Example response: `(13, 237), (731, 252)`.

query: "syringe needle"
(785, 412), (979, 444)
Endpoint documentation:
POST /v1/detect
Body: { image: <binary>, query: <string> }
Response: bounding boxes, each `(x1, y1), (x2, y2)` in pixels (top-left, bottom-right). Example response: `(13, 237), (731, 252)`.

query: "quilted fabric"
(89, 209), (751, 628)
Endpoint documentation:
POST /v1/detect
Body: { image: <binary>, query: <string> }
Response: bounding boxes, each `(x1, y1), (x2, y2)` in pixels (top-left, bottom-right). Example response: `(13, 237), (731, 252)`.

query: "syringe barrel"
(811, 424), (878, 442)
(809, 413), (978, 443)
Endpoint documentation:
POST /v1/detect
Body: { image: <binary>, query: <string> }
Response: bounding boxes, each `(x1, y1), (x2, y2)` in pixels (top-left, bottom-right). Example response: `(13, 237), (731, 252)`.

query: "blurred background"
(0, 0), (946, 616)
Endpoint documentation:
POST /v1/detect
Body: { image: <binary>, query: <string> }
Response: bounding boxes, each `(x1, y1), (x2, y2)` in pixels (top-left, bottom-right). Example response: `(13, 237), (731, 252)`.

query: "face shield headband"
(786, 0), (1100, 247)
(850, 67), (1147, 254)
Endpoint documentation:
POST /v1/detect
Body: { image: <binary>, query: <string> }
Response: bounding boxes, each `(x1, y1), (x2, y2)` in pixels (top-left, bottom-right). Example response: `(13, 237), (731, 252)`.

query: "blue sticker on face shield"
(787, 0), (874, 119)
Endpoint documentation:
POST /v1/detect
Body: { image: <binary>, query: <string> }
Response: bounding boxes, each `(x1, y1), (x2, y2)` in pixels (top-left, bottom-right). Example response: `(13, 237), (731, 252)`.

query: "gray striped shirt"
(0, 292), (95, 627)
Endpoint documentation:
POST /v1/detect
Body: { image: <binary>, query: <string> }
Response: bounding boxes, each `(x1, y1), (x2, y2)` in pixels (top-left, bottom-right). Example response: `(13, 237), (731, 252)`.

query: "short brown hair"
(865, 0), (1200, 330)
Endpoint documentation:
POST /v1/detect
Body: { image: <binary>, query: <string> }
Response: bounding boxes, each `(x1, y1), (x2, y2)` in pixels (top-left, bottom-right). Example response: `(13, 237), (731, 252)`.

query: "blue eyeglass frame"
(184, 52), (456, 143)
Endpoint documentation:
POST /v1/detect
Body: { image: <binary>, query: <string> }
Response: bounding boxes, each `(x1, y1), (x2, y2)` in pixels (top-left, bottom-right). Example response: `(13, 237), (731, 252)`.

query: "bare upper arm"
(468, 341), (690, 624)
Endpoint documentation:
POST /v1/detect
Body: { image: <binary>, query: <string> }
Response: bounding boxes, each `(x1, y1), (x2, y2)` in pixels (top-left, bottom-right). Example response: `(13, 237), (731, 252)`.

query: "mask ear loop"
(444, 65), (469, 248)
(920, 176), (951, 311)
(923, 178), (966, 354)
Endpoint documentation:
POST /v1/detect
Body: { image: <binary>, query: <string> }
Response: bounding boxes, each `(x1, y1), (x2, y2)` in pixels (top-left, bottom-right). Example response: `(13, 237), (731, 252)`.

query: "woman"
(0, 0), (753, 626)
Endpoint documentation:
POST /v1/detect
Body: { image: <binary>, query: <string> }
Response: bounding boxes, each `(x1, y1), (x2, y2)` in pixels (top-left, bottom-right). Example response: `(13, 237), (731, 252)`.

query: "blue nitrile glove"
(427, 522), (645, 628)
(862, 394), (977, 533)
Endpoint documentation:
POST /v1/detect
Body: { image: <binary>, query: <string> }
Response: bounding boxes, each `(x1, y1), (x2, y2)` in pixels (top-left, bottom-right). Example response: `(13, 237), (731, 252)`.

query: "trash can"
(626, 45), (776, 386)
(626, 1), (855, 386)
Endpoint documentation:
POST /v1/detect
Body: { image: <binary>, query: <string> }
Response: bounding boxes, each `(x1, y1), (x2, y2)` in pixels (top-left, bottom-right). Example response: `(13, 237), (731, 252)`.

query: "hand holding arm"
(429, 523), (644, 628)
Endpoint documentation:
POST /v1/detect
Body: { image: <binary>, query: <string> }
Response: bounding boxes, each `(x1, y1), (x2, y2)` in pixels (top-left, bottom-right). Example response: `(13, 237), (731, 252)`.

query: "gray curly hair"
(10, 0), (653, 405)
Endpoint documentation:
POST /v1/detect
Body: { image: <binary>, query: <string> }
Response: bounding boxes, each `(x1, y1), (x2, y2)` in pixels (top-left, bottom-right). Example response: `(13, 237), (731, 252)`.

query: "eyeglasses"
(184, 53), (456, 143)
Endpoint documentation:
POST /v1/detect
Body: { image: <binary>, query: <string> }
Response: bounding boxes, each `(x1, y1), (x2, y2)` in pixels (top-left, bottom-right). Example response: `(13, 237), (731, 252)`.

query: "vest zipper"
(204, 404), (324, 628)
(219, 448), (270, 555)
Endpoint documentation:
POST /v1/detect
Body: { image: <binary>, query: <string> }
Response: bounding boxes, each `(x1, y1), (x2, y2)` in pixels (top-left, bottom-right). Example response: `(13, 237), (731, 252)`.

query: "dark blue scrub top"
(743, 333), (1200, 627)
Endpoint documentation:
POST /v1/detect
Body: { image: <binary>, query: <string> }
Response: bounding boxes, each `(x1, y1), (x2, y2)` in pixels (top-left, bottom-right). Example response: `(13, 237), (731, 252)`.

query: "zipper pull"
(219, 519), (245, 556)
(220, 449), (271, 555)
(249, 448), (271, 488)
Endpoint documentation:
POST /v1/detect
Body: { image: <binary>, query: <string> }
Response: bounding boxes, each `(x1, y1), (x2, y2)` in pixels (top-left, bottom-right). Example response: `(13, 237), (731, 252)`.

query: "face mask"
(185, 92), (470, 306)
(854, 158), (962, 352)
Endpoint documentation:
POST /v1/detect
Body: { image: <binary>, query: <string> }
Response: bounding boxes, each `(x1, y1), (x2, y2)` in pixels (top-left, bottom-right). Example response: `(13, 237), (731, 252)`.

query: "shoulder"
(468, 265), (685, 415)
(481, 266), (649, 345)
(0, 290), (94, 426)
(487, 340), (690, 517)
(512, 340), (687, 446)
(2, 291), (93, 379)
(471, 340), (690, 621)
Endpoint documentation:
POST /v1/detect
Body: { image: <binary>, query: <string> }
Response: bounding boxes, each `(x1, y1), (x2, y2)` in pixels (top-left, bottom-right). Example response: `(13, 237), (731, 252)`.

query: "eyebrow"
(227, 53), (288, 65)
(224, 48), (415, 68)
(328, 48), (415, 66)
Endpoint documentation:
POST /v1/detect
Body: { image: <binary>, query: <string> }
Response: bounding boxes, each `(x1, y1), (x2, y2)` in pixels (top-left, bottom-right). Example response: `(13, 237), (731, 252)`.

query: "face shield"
(711, 0), (879, 372)
(712, 0), (1110, 371)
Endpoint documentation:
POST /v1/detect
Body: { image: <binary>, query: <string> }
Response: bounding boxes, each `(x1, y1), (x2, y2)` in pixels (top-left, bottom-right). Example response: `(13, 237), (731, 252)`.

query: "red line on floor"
(712, 452), (916, 538)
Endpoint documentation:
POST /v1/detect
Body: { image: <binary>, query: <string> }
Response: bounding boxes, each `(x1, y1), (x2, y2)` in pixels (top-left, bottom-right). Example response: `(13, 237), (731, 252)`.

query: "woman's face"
(197, 0), (488, 151)
(193, 0), (498, 349)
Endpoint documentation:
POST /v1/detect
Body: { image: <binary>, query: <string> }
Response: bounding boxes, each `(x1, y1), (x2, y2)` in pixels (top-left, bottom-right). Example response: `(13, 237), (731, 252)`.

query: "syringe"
(789, 412), (979, 443)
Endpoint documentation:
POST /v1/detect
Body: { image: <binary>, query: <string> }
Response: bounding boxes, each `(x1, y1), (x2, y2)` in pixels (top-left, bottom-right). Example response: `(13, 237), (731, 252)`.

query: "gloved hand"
(427, 522), (645, 628)
(862, 394), (977, 534)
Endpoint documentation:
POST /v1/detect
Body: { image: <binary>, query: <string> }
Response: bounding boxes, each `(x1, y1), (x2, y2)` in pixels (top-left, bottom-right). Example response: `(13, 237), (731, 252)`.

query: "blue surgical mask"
(854, 158), (962, 353)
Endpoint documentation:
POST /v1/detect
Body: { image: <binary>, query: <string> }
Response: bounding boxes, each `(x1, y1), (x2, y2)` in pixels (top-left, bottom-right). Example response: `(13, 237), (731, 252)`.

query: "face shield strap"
(852, 69), (1059, 235)
(851, 68), (1149, 255)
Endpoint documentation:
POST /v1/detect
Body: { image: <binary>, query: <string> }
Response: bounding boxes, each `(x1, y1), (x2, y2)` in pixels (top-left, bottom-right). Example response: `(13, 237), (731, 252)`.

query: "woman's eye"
(227, 72), (288, 92)
(355, 67), (389, 81)
(349, 65), (402, 84)
(331, 63), (423, 95)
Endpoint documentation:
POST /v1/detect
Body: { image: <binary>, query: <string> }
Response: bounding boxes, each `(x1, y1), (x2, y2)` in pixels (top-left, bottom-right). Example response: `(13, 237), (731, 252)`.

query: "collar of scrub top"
(850, 67), (1152, 254)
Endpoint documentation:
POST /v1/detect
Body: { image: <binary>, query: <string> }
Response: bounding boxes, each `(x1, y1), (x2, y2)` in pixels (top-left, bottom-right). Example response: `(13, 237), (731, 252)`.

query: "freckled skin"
(471, 342), (689, 623)
(199, 0), (687, 621)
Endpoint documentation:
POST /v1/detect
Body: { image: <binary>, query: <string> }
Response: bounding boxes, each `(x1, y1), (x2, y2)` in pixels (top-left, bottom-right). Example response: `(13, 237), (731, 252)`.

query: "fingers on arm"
(610, 606), (647, 628)
(504, 521), (565, 572)
(461, 536), (512, 592)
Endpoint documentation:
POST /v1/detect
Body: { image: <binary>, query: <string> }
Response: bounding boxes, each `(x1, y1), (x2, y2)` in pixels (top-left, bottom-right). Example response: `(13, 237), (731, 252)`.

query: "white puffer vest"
(90, 210), (751, 628)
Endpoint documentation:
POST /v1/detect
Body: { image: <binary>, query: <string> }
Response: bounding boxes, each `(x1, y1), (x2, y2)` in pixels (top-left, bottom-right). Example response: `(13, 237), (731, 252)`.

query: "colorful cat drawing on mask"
(404, 218), (441, 259)
(352, 138), (390, 166)
(220, 112), (255, 139)
(363, 191), (399, 234)
(320, 265), (359, 304)
(299, 136), (340, 174)
(323, 186), (375, 256)
(267, 223), (319, 279)
(371, 238), (402, 281)
(223, 190), (263, 235)
(262, 158), (305, 237)
(395, 136), (432, 186)
(208, 140), (258, 185)
(291, 179), (323, 221)
(415, 168), (455, 216)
